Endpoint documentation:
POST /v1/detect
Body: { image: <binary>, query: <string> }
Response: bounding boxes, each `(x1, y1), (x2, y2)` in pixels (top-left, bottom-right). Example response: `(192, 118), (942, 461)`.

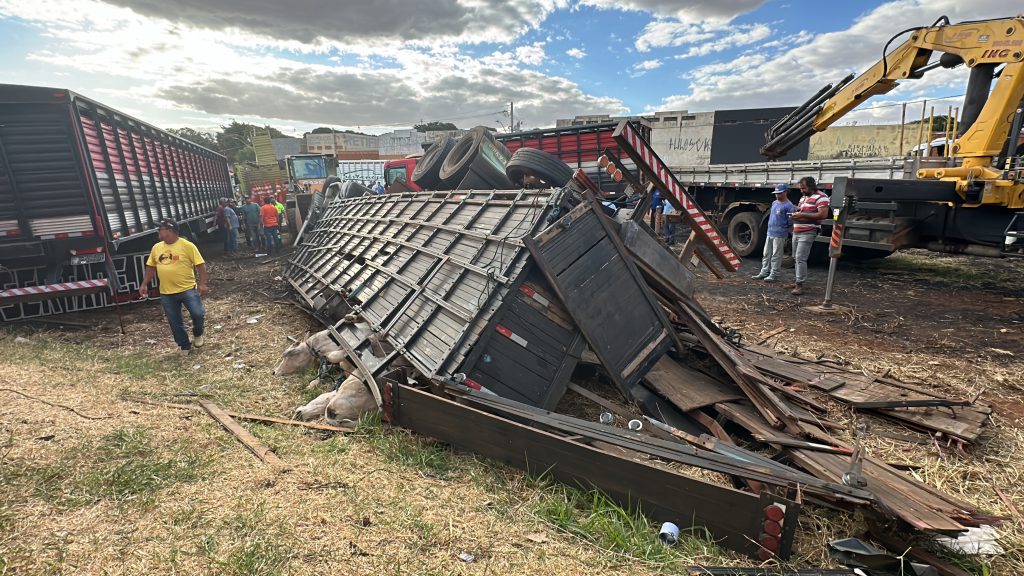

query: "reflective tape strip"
(496, 324), (528, 348)
(518, 284), (549, 308)
(0, 278), (108, 299)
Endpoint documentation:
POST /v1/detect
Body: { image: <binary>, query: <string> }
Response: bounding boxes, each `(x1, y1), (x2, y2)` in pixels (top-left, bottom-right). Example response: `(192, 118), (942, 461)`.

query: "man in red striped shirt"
(787, 176), (829, 295)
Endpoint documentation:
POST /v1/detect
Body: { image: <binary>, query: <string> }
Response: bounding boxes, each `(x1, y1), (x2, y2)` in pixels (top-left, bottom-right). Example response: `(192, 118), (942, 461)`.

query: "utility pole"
(510, 101), (514, 134)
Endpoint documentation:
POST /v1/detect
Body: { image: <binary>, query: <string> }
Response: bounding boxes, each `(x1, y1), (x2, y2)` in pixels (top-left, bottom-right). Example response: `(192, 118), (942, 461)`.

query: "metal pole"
(897, 102), (907, 156)
(945, 105), (953, 158)
(821, 181), (850, 310)
(510, 101), (514, 133)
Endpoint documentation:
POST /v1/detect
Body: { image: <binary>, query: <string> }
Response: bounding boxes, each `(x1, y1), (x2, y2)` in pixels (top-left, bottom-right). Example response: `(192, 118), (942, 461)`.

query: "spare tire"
(505, 147), (574, 188)
(439, 126), (514, 189)
(412, 135), (455, 190)
(340, 181), (374, 199)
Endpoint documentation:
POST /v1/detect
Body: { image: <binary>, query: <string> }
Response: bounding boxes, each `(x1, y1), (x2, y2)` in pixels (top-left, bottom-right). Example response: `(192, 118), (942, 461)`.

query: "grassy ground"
(0, 250), (1020, 574)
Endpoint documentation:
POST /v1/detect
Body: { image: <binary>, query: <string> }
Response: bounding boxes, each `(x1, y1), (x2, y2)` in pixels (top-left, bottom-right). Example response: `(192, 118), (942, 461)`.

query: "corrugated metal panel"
(286, 189), (559, 382)
(29, 215), (93, 236)
(0, 104), (90, 229)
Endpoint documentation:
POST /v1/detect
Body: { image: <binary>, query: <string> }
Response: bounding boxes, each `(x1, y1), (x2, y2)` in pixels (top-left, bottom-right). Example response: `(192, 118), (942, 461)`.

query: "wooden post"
(926, 106), (935, 155)
(914, 99), (928, 158)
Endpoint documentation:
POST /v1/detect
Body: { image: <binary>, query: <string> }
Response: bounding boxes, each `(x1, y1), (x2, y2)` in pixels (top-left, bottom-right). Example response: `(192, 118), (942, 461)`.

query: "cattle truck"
(0, 83), (232, 321)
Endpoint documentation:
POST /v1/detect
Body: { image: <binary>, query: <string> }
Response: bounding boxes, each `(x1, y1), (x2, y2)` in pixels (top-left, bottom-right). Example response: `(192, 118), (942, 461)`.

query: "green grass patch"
(530, 481), (719, 567)
(854, 250), (1021, 289)
(202, 502), (295, 576)
(7, 426), (211, 509)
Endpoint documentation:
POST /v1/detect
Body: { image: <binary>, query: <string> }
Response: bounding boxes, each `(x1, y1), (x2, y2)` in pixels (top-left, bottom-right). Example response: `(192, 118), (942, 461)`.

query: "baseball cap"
(773, 183), (789, 194)
(159, 219), (180, 233)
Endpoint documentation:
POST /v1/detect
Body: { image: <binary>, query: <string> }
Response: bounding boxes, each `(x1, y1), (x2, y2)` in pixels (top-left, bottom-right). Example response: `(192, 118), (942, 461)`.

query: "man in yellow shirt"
(139, 220), (209, 355)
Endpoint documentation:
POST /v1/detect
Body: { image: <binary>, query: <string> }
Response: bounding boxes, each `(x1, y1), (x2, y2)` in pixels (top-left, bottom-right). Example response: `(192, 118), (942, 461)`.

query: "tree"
(166, 127), (220, 151)
(414, 121), (458, 132)
(310, 127), (337, 134)
(215, 121), (287, 164)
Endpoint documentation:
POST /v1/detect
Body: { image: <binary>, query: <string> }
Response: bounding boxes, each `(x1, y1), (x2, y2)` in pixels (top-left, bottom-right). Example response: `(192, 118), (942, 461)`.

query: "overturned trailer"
(284, 120), (993, 568)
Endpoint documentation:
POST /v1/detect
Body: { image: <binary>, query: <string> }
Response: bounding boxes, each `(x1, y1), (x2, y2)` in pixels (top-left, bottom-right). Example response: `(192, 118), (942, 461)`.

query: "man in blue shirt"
(752, 184), (794, 282)
(649, 189), (664, 229)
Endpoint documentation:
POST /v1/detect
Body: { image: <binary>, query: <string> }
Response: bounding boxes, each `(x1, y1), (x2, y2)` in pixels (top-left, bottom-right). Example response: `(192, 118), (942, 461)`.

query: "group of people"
(751, 176), (829, 296)
(215, 196), (287, 256)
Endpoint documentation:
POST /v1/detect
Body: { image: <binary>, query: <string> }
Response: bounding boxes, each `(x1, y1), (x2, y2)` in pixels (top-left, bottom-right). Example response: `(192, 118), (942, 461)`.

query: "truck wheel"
(505, 147), (574, 188)
(412, 135), (455, 190)
(726, 212), (765, 258)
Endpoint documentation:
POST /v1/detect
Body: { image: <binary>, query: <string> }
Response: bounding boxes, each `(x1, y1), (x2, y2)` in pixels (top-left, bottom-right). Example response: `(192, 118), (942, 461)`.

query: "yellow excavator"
(760, 15), (1024, 255)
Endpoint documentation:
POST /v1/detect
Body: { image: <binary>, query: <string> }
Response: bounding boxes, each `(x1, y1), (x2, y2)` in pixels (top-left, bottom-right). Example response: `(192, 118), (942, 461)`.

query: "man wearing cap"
(752, 184), (794, 283)
(787, 176), (830, 296)
(139, 220), (209, 356)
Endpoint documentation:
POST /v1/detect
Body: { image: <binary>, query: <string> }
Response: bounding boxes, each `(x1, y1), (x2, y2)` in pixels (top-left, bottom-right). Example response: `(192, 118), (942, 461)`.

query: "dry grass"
(0, 252), (1019, 574)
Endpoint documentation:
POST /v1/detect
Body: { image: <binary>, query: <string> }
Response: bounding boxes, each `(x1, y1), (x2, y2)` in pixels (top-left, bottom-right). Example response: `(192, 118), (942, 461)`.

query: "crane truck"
(674, 15), (1024, 260)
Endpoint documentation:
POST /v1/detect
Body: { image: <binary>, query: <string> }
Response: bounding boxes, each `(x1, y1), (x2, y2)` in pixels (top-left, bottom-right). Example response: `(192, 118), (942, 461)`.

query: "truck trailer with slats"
(0, 83), (232, 321)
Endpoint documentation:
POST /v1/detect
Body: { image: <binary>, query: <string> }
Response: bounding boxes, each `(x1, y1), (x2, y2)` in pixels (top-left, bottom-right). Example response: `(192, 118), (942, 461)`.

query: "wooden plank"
(715, 402), (978, 533)
(644, 356), (743, 411)
(199, 401), (291, 470)
(390, 383), (797, 559)
(129, 398), (354, 433)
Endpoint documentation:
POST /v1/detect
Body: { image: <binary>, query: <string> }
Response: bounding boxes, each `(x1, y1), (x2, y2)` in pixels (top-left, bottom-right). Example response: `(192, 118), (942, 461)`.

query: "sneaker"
(763, 276), (778, 283)
(783, 283), (797, 289)
(791, 283), (804, 296)
(751, 273), (767, 280)
(193, 334), (205, 347)
(179, 348), (191, 357)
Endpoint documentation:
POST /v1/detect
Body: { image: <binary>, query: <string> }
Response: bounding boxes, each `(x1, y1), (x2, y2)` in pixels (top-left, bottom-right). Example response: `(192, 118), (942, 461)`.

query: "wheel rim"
(734, 221), (753, 249)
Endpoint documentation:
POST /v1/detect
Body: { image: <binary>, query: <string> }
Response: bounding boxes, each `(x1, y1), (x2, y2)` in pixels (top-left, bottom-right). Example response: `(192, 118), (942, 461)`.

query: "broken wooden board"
(388, 382), (800, 559)
(617, 219), (696, 300)
(200, 401), (291, 471)
(524, 198), (674, 396)
(131, 398), (354, 433)
(644, 356), (743, 412)
(740, 346), (991, 443)
(714, 402), (983, 534)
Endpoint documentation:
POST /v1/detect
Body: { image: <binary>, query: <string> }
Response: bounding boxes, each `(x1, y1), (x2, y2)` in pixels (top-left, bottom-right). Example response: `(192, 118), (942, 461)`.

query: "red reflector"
(464, 377), (482, 390)
(519, 285), (536, 298)
(54, 233), (69, 239)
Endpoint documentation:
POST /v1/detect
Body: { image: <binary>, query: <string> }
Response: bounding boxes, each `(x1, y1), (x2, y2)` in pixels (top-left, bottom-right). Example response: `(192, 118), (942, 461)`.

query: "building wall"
(808, 124), (924, 160)
(271, 137), (302, 161)
(648, 111), (715, 166)
(378, 129), (466, 157)
(304, 132), (380, 155)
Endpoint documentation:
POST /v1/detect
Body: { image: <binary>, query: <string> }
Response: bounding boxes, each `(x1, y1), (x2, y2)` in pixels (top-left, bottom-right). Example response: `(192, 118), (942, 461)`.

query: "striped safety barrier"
(612, 121), (741, 272)
(0, 279), (110, 305)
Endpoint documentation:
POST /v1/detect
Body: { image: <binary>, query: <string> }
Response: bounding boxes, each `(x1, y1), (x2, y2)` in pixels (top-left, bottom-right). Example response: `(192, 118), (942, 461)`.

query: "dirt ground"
(1, 244), (1022, 575)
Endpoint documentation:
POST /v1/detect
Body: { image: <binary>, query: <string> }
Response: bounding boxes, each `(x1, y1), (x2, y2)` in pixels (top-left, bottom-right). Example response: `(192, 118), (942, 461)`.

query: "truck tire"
(726, 212), (765, 258)
(412, 135), (455, 190)
(505, 147), (574, 188)
(341, 181), (374, 199)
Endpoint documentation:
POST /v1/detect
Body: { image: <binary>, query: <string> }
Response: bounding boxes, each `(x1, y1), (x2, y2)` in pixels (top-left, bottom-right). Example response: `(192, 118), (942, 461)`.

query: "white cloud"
(566, 47), (586, 59)
(581, 0), (764, 22)
(0, 0), (626, 131)
(651, 0), (1011, 124)
(515, 43), (547, 66)
(671, 23), (773, 58)
(635, 59), (662, 71)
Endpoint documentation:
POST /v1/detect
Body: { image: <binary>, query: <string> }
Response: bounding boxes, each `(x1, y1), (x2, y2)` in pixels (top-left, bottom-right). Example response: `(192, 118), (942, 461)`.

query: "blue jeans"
(759, 235), (786, 278)
(224, 228), (238, 253)
(161, 288), (205, 350)
(263, 226), (283, 253)
(792, 231), (817, 284)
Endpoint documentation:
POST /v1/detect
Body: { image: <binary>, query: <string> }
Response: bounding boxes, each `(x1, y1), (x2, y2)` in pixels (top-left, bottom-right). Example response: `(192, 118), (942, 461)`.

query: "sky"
(0, 0), (1013, 136)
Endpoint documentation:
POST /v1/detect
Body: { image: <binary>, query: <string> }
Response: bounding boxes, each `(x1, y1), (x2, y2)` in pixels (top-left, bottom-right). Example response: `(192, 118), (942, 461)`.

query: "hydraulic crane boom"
(762, 15), (1024, 208)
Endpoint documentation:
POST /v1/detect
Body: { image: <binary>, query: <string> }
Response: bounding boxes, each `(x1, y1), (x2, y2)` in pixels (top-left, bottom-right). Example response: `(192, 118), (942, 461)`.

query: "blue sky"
(0, 0), (1012, 134)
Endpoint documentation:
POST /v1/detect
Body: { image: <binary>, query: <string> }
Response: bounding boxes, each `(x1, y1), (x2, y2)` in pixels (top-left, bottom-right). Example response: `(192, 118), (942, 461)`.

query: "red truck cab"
(383, 155), (422, 192)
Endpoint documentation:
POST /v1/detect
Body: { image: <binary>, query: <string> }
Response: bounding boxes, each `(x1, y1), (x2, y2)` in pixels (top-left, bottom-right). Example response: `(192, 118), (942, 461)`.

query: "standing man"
(215, 198), (229, 249)
(649, 189), (664, 230)
(261, 196), (284, 254)
(139, 220), (208, 356)
(240, 197), (262, 250)
(787, 176), (830, 295)
(224, 199), (240, 256)
(372, 180), (385, 195)
(752, 184), (794, 282)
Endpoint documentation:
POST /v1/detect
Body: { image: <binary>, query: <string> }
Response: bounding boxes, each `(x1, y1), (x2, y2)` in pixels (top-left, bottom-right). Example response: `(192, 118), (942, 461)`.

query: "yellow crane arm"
(762, 16), (1024, 162)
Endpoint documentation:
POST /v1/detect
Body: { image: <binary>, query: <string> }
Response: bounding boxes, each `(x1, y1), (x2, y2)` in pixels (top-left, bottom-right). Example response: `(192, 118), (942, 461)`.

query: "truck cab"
(384, 155), (422, 192)
(286, 154), (338, 194)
